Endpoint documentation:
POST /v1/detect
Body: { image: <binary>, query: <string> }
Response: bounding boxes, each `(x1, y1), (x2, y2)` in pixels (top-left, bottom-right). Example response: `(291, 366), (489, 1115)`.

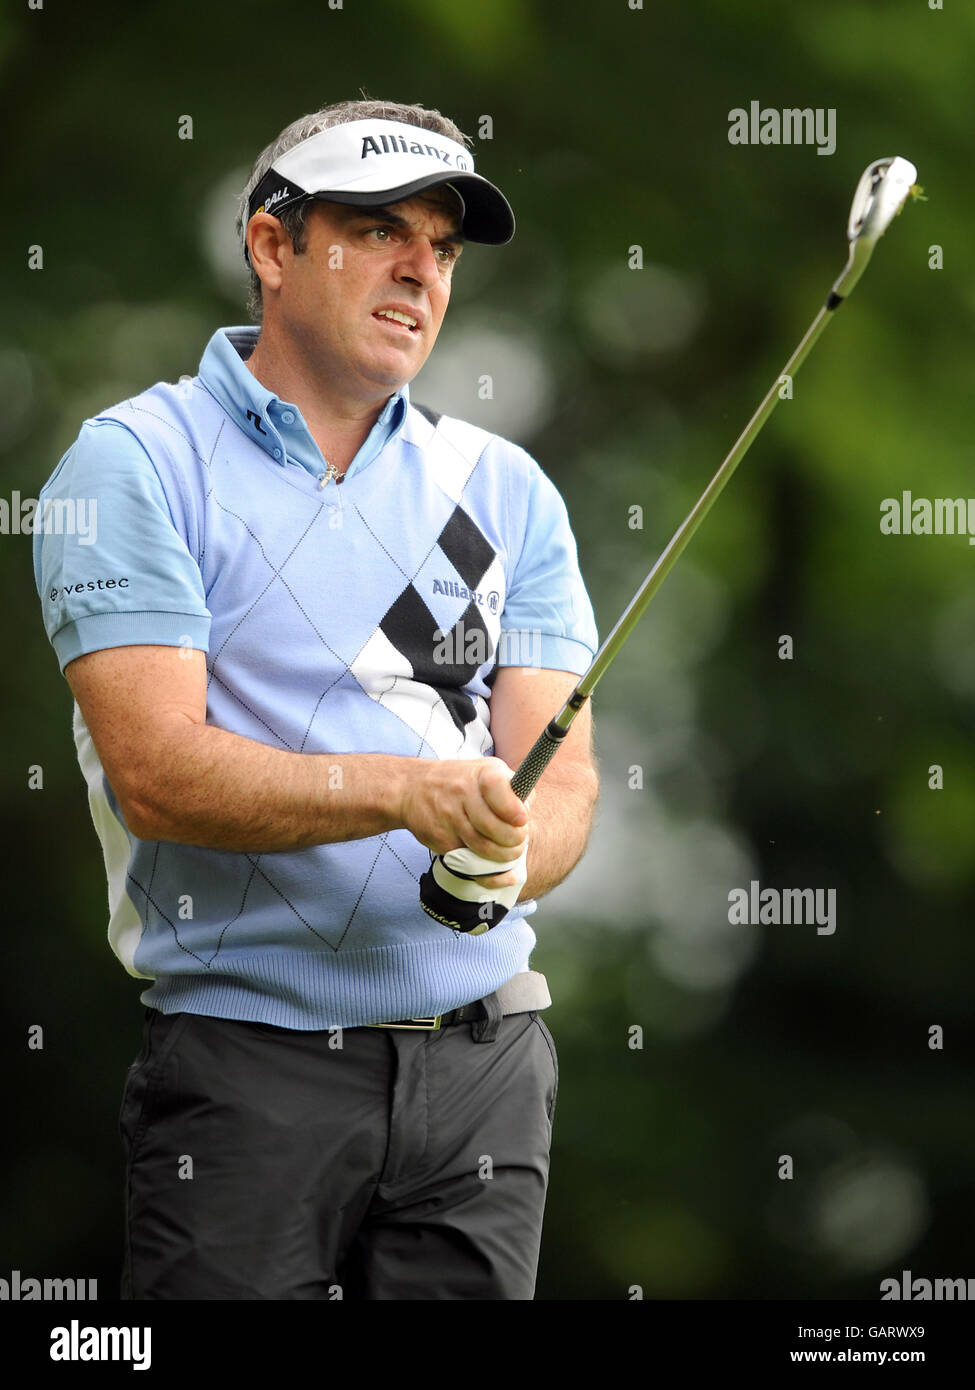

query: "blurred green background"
(2, 0), (973, 1301)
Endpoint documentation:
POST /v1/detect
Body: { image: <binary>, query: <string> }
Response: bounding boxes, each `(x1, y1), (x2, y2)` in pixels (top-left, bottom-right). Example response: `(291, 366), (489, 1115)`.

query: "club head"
(848, 156), (919, 247)
(831, 156), (918, 301)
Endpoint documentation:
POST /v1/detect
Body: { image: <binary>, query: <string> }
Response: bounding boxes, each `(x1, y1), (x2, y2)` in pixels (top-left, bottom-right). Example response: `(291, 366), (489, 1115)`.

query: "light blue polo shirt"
(33, 326), (598, 1029)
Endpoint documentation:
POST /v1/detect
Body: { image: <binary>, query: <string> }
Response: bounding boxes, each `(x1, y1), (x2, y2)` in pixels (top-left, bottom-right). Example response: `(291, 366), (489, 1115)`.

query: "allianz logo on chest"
(432, 578), (500, 614)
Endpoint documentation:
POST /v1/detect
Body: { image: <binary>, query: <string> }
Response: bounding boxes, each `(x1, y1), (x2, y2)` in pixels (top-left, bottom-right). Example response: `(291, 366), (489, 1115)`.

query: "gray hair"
(236, 99), (471, 324)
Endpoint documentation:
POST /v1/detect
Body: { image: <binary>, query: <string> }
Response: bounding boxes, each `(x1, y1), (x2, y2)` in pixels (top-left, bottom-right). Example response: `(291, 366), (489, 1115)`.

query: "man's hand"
(417, 668), (599, 930)
(398, 756), (530, 888)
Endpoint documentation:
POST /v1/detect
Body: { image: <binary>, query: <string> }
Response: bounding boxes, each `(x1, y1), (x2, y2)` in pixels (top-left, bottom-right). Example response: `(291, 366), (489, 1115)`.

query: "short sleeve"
(499, 460), (598, 674)
(33, 418), (211, 673)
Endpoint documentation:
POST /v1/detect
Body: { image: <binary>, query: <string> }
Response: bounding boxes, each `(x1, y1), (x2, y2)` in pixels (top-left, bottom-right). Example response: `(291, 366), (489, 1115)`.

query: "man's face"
(261, 189), (463, 401)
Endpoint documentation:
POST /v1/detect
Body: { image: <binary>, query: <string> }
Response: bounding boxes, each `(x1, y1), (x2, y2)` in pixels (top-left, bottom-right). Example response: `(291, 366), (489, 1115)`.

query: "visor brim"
(309, 170), (515, 245)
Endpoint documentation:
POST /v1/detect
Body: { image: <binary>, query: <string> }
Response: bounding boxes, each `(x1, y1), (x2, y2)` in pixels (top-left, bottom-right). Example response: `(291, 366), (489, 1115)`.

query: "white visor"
(245, 119), (514, 261)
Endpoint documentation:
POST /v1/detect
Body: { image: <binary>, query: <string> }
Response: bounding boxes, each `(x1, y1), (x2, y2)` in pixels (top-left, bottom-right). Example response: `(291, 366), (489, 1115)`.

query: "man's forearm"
(123, 719), (414, 851)
(520, 763), (599, 901)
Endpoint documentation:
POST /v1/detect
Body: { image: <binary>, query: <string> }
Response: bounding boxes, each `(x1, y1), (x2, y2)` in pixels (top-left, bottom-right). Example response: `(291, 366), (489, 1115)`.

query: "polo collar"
(198, 326), (409, 482)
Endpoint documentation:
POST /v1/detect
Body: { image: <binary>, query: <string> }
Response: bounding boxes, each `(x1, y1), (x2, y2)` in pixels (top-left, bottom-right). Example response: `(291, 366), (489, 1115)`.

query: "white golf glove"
(419, 841), (529, 933)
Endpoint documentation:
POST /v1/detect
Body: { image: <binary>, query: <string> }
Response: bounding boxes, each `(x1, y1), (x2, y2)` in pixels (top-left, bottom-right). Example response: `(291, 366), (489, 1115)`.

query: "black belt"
(364, 999), (490, 1031)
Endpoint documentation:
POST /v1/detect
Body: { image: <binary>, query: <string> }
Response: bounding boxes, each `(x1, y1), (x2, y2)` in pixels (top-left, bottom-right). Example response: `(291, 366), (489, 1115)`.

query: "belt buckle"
(369, 1015), (443, 1031)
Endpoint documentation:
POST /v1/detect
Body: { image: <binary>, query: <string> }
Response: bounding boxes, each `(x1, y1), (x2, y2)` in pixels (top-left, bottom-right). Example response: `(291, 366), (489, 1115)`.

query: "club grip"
(510, 721), (568, 800)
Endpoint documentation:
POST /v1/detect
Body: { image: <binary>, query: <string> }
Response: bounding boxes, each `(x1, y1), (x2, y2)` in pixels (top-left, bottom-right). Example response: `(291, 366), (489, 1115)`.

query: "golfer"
(33, 98), (598, 1301)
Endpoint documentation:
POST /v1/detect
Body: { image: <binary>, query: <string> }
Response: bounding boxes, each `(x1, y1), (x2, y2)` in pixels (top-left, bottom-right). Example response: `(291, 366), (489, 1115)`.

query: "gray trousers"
(119, 1003), (558, 1300)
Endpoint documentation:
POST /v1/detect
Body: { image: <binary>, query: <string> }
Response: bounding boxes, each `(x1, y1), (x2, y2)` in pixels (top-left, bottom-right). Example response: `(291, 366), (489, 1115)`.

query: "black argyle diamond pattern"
(375, 502), (499, 736)
(380, 590), (489, 735)
(438, 502), (496, 589)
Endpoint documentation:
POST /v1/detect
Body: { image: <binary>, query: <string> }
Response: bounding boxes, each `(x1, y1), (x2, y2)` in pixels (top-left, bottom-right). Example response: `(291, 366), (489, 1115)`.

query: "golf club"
(420, 155), (920, 932)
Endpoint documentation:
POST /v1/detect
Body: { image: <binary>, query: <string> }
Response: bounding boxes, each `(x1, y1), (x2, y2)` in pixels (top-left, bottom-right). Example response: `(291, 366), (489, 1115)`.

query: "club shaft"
(584, 300), (838, 695)
(510, 295), (841, 803)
